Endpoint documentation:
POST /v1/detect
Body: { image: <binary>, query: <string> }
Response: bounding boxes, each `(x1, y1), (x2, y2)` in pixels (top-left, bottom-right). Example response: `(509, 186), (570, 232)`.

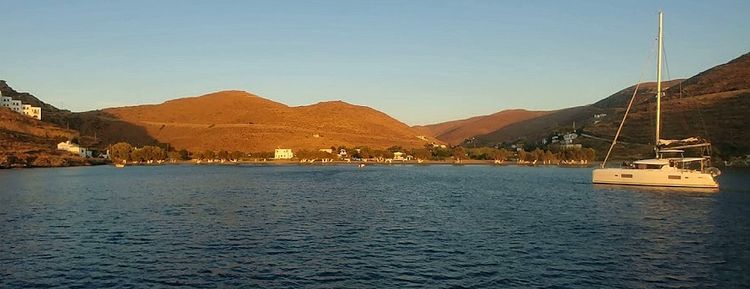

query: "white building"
(22, 104), (42, 120)
(562, 133), (578, 144)
(393, 152), (411, 161)
(57, 141), (93, 158)
(1, 92), (42, 120)
(274, 148), (294, 159)
(10, 100), (21, 112)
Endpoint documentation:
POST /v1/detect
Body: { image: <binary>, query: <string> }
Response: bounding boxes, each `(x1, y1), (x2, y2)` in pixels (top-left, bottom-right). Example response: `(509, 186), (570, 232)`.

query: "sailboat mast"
(655, 11), (663, 157)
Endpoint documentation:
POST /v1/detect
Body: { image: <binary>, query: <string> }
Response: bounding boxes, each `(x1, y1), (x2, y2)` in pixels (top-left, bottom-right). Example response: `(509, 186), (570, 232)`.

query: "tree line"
(107, 142), (596, 163)
(108, 142), (270, 163)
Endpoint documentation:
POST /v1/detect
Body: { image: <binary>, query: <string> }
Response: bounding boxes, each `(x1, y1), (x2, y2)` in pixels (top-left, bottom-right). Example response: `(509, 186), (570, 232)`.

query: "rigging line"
(602, 82), (644, 168)
(601, 42), (656, 168)
(663, 40), (689, 135)
(663, 40), (671, 81)
(663, 33), (711, 140)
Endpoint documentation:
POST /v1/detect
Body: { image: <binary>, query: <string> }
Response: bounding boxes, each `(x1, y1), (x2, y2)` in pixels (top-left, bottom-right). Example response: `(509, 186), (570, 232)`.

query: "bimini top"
(633, 159), (670, 165)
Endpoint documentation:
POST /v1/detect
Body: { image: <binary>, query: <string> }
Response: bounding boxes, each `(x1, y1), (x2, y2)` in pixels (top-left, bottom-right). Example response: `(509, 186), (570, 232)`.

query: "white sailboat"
(592, 12), (721, 189)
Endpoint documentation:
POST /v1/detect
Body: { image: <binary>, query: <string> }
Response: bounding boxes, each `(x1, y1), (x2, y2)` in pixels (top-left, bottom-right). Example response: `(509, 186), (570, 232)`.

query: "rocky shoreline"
(0, 152), (108, 169)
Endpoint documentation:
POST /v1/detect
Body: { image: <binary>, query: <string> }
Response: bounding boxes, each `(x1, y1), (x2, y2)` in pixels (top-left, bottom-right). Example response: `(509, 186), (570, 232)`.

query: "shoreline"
(111, 159), (598, 168)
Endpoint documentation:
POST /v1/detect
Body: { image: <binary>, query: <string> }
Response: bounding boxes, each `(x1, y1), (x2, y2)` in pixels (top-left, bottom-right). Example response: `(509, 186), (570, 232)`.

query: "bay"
(1, 165), (748, 288)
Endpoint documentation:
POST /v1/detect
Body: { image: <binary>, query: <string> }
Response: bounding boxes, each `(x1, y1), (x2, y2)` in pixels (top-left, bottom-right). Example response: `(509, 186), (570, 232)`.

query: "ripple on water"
(0, 165), (749, 288)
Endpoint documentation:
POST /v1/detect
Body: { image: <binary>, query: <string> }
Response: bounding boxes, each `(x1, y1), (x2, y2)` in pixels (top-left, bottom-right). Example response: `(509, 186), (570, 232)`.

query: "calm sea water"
(1, 165), (748, 288)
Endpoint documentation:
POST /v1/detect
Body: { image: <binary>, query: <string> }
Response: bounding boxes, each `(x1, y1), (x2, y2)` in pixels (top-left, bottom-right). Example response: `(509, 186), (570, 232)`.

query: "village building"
(319, 148), (333, 154)
(562, 132), (578, 144)
(393, 152), (412, 161)
(1, 92), (42, 120)
(57, 141), (93, 158)
(22, 104), (42, 120)
(274, 148), (294, 159)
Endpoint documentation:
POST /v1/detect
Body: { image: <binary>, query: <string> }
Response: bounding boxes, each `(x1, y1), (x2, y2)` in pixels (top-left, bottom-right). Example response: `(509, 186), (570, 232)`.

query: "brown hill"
(414, 109), (551, 145)
(474, 51), (750, 159)
(0, 80), (70, 126)
(86, 90), (429, 152)
(592, 80), (684, 109)
(0, 107), (90, 168)
(664, 52), (750, 98)
(588, 52), (750, 157)
(475, 105), (604, 145)
(588, 88), (750, 157)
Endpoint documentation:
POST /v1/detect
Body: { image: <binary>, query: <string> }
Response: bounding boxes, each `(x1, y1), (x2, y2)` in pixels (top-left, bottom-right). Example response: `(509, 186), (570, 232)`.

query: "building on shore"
(1, 92), (42, 120)
(57, 141), (93, 158)
(274, 148), (294, 159)
(319, 148), (333, 154)
(393, 152), (407, 161)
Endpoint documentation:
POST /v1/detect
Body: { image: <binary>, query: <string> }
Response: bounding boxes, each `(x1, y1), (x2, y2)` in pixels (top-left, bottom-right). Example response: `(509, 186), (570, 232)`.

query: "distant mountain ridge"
(417, 51), (750, 157)
(413, 109), (550, 145)
(2, 51), (748, 158)
(90, 90), (431, 152)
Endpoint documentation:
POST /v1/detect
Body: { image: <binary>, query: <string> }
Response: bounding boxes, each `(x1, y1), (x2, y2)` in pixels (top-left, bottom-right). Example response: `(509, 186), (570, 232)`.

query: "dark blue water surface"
(1, 165), (749, 288)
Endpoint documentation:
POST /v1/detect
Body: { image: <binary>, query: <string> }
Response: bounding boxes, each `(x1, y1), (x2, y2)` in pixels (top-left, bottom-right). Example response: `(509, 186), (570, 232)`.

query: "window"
(621, 174), (633, 178)
(668, 175), (681, 180)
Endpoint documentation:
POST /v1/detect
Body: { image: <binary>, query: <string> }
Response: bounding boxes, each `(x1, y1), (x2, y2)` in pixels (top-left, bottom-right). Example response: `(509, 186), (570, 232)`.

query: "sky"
(1, 1), (748, 125)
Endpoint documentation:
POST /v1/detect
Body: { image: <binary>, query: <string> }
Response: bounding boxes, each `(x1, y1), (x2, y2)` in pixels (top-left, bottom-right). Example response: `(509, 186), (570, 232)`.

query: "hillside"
(414, 109), (550, 145)
(664, 52), (750, 98)
(0, 80), (70, 126)
(587, 52), (750, 157)
(475, 106), (604, 144)
(438, 51), (750, 159)
(80, 90), (431, 152)
(592, 80), (684, 110)
(0, 108), (90, 168)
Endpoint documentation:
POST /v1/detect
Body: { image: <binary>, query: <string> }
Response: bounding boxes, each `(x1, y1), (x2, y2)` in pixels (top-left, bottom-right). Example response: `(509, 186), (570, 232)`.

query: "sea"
(1, 165), (749, 288)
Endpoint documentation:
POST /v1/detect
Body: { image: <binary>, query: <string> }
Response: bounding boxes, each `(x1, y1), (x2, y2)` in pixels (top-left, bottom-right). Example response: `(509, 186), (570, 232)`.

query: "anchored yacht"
(592, 12), (720, 189)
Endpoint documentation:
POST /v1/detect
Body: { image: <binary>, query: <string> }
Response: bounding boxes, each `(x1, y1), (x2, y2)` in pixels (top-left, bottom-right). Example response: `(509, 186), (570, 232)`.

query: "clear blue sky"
(1, 1), (748, 125)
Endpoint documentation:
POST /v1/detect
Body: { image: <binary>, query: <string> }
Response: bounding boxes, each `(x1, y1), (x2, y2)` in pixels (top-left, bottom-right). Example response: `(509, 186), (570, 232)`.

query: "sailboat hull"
(592, 168), (719, 188)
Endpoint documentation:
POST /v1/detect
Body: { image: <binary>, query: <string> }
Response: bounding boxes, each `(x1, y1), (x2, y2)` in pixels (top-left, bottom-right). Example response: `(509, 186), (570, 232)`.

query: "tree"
(545, 150), (556, 163)
(218, 150), (229, 160)
(109, 142), (133, 162)
(410, 148), (431, 160)
(167, 151), (181, 161)
(432, 147), (452, 160)
(230, 151), (245, 161)
(532, 148), (545, 162)
(451, 146), (466, 160)
(583, 148), (596, 161)
(178, 149), (189, 160)
(204, 150), (215, 160)
(139, 145), (166, 161)
(517, 150), (527, 162)
(495, 148), (509, 161)
(130, 149), (145, 162)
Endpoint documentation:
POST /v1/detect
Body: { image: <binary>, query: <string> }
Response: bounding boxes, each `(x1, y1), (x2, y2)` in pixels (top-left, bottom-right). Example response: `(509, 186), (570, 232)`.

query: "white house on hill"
(1, 91), (42, 120)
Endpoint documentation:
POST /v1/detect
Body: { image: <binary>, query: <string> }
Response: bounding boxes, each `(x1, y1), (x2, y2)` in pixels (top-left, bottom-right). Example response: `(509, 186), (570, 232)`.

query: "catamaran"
(592, 12), (721, 189)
